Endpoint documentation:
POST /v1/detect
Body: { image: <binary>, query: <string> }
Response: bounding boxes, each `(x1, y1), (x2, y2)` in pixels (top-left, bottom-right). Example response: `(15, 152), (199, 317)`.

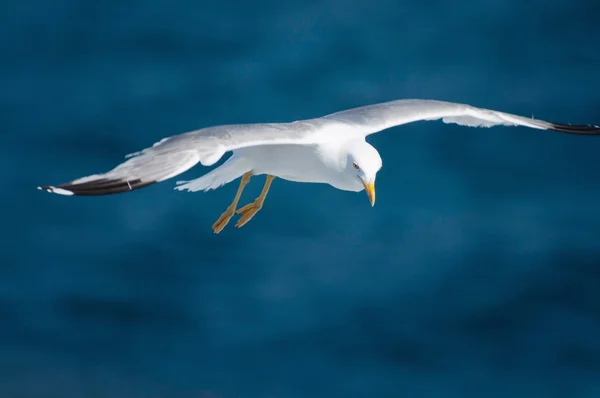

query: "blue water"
(3, 0), (600, 396)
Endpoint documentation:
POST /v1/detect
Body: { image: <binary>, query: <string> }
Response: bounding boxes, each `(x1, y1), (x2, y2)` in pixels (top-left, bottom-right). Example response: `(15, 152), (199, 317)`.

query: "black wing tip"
(38, 178), (156, 196)
(549, 122), (600, 135)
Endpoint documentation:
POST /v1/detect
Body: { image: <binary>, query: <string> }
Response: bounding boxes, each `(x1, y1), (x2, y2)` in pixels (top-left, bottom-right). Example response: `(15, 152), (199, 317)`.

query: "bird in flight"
(39, 99), (600, 234)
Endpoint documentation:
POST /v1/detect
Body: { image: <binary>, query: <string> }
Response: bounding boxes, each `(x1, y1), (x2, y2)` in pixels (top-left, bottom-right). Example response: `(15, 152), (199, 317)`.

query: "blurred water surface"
(2, 0), (600, 396)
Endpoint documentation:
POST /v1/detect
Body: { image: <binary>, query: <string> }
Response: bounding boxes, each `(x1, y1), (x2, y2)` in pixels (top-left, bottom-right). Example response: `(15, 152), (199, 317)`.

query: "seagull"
(39, 99), (600, 233)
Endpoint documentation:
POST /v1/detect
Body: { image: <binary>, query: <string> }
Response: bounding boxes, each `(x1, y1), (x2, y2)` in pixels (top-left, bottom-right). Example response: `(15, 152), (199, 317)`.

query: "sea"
(2, 0), (600, 396)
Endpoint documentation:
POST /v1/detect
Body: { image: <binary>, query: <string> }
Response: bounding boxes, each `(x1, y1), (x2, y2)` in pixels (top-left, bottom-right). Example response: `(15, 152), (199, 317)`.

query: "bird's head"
(345, 141), (382, 206)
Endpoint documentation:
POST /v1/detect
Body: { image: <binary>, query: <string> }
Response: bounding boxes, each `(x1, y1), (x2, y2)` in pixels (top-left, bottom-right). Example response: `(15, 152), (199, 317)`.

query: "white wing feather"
(38, 119), (346, 195)
(323, 99), (599, 135)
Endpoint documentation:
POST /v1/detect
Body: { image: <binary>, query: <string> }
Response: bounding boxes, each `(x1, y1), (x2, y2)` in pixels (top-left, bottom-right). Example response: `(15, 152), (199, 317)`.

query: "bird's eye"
(353, 162), (359, 169)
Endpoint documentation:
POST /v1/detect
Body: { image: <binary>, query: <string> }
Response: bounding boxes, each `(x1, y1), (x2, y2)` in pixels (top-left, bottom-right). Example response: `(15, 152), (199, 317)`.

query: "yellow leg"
(212, 171), (252, 234)
(235, 175), (276, 228)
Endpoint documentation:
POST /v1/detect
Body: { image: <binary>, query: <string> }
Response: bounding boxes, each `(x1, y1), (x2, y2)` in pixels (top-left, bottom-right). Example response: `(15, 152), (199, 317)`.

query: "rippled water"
(3, 0), (600, 396)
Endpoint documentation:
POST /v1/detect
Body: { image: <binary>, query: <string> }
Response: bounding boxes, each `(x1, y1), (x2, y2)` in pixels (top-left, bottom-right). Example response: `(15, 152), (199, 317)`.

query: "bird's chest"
(235, 144), (339, 183)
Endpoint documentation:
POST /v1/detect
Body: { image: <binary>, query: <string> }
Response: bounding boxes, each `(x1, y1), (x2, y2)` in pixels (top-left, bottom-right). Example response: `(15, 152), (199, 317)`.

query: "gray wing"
(39, 98), (600, 196)
(38, 119), (341, 196)
(323, 99), (600, 136)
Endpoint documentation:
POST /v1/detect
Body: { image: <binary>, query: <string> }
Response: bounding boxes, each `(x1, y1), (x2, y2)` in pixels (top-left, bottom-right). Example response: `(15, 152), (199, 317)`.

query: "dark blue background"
(3, 0), (600, 396)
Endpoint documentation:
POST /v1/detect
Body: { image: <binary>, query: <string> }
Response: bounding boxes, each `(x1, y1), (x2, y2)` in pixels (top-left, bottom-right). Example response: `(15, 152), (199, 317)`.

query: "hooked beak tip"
(361, 179), (376, 207)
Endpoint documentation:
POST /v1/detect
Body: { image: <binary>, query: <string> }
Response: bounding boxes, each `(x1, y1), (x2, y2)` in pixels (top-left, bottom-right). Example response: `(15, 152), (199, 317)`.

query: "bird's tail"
(175, 155), (251, 192)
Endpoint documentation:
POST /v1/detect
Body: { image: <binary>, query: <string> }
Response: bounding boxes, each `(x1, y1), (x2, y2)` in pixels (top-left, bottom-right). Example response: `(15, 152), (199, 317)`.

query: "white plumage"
(39, 99), (600, 196)
(38, 98), (599, 232)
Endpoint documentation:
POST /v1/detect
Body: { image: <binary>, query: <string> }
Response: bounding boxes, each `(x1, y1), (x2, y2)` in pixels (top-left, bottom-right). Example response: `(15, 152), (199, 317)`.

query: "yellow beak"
(361, 178), (376, 207)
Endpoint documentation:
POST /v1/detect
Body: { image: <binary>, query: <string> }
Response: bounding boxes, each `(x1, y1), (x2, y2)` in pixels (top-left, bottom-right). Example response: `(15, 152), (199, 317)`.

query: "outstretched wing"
(322, 99), (600, 136)
(38, 119), (341, 196)
(38, 98), (600, 196)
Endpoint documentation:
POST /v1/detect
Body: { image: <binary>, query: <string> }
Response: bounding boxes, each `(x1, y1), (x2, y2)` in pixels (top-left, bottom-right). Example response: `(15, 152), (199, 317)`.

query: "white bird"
(39, 99), (600, 233)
